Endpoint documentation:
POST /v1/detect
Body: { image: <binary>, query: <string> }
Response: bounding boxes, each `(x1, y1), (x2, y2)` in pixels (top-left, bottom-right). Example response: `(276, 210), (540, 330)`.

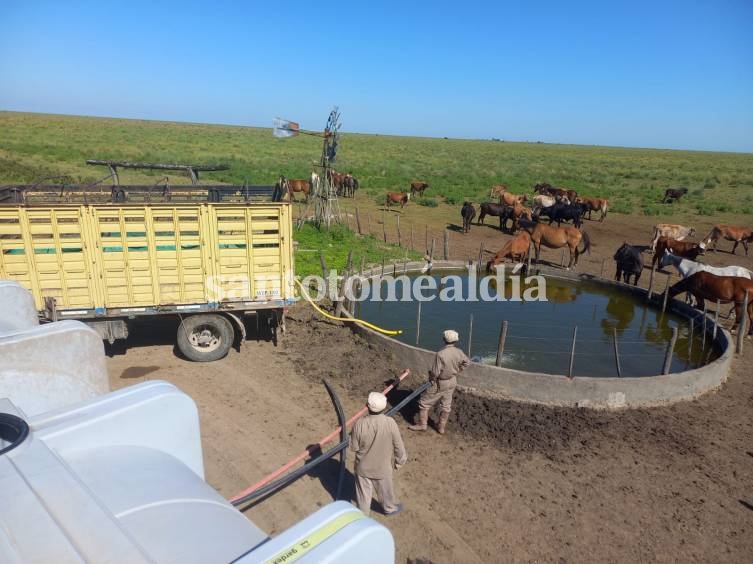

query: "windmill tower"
(273, 107), (343, 228)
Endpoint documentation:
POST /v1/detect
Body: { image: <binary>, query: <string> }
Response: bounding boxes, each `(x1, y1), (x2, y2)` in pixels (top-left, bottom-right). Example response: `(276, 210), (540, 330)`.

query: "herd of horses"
(276, 169), (360, 202)
(611, 222), (753, 335)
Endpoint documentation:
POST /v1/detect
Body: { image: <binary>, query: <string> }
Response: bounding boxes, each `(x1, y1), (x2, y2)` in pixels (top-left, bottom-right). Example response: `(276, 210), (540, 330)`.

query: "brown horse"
(499, 191), (528, 206)
(575, 196), (609, 222)
(668, 271), (753, 334)
(519, 221), (591, 269)
(486, 232), (531, 271)
(386, 191), (410, 208)
(652, 236), (703, 268)
(489, 184), (508, 198)
(410, 181), (429, 197)
(702, 224), (753, 255)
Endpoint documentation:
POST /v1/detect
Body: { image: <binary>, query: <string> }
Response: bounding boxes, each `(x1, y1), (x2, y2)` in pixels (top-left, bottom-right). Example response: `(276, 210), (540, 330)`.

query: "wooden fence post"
(468, 313), (474, 358)
(355, 207), (362, 235)
(568, 326), (578, 378)
(702, 303), (708, 351)
(415, 300), (422, 346)
(477, 242), (485, 274)
(396, 215), (402, 247)
(409, 223), (414, 251)
(662, 326), (679, 374)
(320, 251), (329, 295)
(382, 213), (387, 243)
(495, 321), (508, 367)
(736, 290), (749, 354)
(647, 262), (656, 301)
(443, 229), (450, 260)
(367, 212), (372, 235)
(713, 298), (720, 340)
(662, 274), (670, 313)
(425, 224), (429, 253)
(613, 328), (622, 377)
(429, 238), (435, 262)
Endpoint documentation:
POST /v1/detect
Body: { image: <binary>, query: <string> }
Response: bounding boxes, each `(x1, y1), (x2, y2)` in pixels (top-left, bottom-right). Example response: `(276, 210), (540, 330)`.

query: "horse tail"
(579, 230), (591, 255)
(602, 200), (608, 221)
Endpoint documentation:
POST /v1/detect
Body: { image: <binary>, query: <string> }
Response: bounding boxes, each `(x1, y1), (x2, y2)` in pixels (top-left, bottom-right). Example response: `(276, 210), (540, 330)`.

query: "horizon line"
(1, 108), (751, 156)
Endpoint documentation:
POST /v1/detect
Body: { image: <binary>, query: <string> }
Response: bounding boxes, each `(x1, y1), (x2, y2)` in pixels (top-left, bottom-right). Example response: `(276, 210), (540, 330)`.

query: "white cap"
(443, 330), (459, 343)
(367, 392), (387, 413)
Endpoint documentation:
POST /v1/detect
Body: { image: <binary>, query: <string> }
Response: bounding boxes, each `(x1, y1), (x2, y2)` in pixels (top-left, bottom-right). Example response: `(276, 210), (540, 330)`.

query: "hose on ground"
(293, 277), (402, 335)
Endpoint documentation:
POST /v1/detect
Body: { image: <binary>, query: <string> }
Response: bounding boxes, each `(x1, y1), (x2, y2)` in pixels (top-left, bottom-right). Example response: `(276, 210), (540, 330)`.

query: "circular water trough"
(347, 261), (733, 409)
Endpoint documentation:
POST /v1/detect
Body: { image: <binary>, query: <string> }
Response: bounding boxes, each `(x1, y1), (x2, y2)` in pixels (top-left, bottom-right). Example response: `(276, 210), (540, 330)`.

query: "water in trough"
(356, 270), (720, 378)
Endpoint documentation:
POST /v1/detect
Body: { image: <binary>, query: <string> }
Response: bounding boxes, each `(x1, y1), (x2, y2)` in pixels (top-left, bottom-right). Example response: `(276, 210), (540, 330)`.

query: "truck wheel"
(176, 314), (234, 362)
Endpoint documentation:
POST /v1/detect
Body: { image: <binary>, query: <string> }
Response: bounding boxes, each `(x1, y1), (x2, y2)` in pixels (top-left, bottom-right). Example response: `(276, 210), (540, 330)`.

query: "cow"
(650, 224), (696, 253)
(652, 236), (704, 268)
(701, 224), (753, 255)
(410, 181), (429, 197)
(461, 202), (476, 233)
(385, 191), (410, 208)
(575, 197), (609, 222)
(662, 187), (688, 203)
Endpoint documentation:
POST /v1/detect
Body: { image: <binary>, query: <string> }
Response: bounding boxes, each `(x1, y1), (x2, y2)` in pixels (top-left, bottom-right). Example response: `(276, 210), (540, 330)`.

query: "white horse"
(310, 171), (320, 197)
(659, 249), (753, 279)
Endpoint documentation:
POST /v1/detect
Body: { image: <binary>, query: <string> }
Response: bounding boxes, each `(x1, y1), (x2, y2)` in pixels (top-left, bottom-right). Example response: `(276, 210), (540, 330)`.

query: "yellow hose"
(293, 278), (403, 336)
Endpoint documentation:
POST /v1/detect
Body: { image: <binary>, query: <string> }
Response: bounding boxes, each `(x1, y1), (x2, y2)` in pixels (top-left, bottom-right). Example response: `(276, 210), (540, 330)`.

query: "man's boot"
(437, 411), (450, 435)
(408, 408), (429, 431)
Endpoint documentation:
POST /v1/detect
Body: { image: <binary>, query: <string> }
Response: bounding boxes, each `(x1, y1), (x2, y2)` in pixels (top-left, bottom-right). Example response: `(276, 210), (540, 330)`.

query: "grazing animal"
(519, 221), (591, 269)
(385, 191), (410, 208)
(342, 173), (359, 198)
(486, 232), (532, 271)
(650, 224), (696, 253)
(613, 243), (644, 285)
(489, 184), (508, 198)
(662, 187), (688, 203)
(461, 202), (476, 233)
(533, 183), (577, 201)
(659, 250), (753, 280)
(701, 224), (753, 255)
(652, 236), (703, 268)
(668, 271), (753, 334)
(576, 197), (609, 222)
(310, 171), (320, 197)
(327, 170), (346, 195)
(499, 191), (528, 206)
(410, 181), (429, 197)
(286, 178), (311, 201)
(532, 194), (558, 210)
(541, 201), (583, 228)
(477, 202), (510, 231)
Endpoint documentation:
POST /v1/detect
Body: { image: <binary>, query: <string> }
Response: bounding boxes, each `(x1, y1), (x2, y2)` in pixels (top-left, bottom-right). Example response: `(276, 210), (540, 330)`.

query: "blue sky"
(1, 0), (752, 152)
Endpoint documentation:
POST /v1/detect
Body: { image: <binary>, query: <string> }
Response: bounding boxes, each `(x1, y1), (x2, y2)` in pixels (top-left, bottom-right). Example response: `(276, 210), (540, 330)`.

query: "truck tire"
(176, 314), (234, 362)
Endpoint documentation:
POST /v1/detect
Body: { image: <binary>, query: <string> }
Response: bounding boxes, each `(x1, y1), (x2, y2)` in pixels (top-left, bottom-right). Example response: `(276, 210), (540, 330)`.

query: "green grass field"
(2, 111), (753, 219)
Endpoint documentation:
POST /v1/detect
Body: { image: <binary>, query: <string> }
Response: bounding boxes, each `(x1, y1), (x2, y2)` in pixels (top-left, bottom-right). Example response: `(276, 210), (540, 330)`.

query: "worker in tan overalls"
(350, 392), (408, 516)
(408, 329), (470, 435)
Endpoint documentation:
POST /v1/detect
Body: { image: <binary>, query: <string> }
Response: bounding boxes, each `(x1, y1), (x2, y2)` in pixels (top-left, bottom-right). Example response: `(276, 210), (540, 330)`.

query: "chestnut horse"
(386, 191), (410, 208)
(519, 221), (591, 269)
(277, 175), (310, 202)
(410, 181), (429, 197)
(702, 224), (753, 255)
(668, 271), (753, 334)
(486, 232), (531, 271)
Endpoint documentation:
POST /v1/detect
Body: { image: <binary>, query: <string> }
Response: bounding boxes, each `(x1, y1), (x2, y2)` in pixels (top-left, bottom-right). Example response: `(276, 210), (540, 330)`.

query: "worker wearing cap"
(350, 392), (407, 516)
(408, 329), (470, 434)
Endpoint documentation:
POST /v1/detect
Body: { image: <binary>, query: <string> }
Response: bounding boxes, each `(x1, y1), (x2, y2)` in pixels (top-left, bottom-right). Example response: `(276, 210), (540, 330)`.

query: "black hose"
(386, 380), (432, 417)
(322, 379), (348, 501)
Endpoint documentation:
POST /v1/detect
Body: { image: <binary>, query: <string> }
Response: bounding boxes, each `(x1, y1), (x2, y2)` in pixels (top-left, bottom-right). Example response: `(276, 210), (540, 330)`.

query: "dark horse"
(668, 271), (753, 334)
(613, 243), (643, 285)
(662, 187), (688, 203)
(460, 202), (476, 233)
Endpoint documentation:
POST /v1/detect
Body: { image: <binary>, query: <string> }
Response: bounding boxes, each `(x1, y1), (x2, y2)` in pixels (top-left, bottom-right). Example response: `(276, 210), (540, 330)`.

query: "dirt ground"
(106, 211), (753, 563)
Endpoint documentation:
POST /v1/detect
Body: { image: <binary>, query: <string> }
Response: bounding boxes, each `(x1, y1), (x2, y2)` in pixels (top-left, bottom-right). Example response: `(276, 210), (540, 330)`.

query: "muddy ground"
(106, 211), (753, 563)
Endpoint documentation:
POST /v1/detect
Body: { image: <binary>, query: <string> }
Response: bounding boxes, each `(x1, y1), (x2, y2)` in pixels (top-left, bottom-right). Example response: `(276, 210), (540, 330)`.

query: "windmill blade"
(273, 117), (300, 138)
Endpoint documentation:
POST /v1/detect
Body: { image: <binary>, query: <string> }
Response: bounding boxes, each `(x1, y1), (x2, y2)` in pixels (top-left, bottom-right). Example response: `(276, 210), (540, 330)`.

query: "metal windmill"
(273, 107), (343, 228)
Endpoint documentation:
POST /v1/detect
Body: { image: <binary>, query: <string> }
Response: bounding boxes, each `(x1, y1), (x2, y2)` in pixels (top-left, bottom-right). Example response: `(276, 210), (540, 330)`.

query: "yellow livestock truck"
(0, 183), (295, 361)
